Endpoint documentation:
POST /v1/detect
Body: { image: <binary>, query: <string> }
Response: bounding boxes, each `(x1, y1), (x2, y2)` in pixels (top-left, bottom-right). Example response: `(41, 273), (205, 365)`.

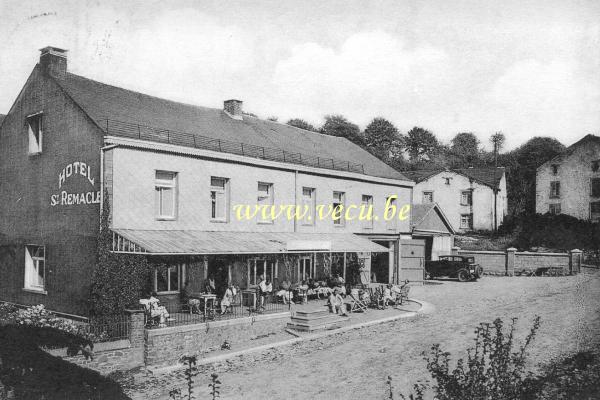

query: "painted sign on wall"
(50, 161), (100, 206)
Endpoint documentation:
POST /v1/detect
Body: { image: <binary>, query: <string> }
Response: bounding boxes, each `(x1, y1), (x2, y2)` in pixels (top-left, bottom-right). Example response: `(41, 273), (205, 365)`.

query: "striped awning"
(111, 229), (389, 255)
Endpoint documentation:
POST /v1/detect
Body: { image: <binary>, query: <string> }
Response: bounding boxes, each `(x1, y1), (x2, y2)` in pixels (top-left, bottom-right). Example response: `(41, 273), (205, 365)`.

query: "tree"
(363, 117), (404, 163)
(266, 116), (278, 122)
(449, 132), (481, 167)
(320, 114), (363, 145)
(405, 126), (440, 163)
(286, 118), (318, 132)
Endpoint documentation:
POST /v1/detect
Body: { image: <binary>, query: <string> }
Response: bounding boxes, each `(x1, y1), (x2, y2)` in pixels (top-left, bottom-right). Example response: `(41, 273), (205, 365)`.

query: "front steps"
(286, 309), (349, 332)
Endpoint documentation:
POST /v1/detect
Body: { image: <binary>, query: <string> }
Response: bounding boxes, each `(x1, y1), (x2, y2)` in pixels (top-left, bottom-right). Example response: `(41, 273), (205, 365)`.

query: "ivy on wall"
(89, 196), (150, 318)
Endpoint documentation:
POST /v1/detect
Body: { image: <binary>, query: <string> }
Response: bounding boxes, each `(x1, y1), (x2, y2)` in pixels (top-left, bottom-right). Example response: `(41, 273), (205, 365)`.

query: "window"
(460, 214), (473, 230)
(25, 245), (45, 291)
(257, 182), (274, 223)
(550, 181), (560, 199)
(210, 177), (229, 221)
(591, 202), (600, 222)
(249, 259), (277, 285)
(27, 113), (43, 154)
(444, 177), (451, 185)
(423, 191), (434, 203)
(551, 164), (559, 175)
(332, 191), (345, 226)
(301, 187), (315, 225)
(155, 265), (184, 293)
(386, 196), (398, 230)
(361, 195), (373, 229)
(460, 190), (472, 206)
(549, 203), (561, 215)
(155, 171), (177, 219)
(592, 160), (599, 172)
(591, 178), (600, 198)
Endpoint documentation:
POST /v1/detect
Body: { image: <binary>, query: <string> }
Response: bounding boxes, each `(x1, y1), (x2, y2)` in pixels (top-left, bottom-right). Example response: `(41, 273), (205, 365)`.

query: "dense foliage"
(89, 197), (150, 318)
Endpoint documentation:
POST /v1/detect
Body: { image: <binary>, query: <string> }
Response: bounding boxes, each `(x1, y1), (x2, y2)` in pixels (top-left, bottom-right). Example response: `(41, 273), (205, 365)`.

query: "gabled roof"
(411, 203), (455, 234)
(53, 72), (408, 181)
(538, 134), (600, 169)
(402, 167), (505, 189)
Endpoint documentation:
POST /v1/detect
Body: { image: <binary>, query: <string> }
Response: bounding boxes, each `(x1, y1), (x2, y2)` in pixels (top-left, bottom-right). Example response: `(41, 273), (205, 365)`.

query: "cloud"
(266, 31), (449, 124)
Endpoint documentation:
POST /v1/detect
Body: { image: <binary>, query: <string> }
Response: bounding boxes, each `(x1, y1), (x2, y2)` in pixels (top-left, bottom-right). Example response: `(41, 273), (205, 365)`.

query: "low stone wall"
(454, 247), (582, 276)
(145, 312), (290, 367)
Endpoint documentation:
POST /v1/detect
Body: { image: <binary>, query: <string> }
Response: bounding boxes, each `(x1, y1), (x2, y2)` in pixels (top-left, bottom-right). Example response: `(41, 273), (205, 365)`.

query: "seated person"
(140, 292), (170, 326)
(204, 275), (216, 294)
(295, 280), (309, 303)
(220, 284), (237, 314)
(276, 280), (294, 304)
(181, 283), (201, 314)
(327, 289), (347, 316)
(382, 284), (394, 306)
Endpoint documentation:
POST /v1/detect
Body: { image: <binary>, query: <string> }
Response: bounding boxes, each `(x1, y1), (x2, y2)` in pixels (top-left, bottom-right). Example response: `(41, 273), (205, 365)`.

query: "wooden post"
(343, 252), (347, 280)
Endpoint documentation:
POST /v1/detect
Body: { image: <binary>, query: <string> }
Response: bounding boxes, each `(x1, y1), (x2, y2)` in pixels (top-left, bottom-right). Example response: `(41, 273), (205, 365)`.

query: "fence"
(82, 315), (130, 342)
(453, 247), (583, 276)
(103, 118), (365, 174)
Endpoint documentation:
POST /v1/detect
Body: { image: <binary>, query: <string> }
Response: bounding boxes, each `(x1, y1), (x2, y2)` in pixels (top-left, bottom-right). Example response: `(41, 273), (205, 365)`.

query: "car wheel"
(457, 269), (469, 282)
(475, 266), (484, 278)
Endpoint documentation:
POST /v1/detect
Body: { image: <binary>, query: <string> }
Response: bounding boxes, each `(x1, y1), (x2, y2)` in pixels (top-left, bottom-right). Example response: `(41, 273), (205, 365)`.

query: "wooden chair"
(368, 287), (385, 310)
(349, 293), (368, 313)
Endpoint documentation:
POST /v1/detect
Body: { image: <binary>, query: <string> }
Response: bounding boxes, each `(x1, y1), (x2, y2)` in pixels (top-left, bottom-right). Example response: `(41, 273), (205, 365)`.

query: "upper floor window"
(361, 195), (373, 229)
(592, 160), (600, 172)
(550, 181), (560, 199)
(155, 171), (177, 219)
(444, 177), (451, 185)
(210, 176), (229, 221)
(301, 187), (316, 225)
(460, 190), (472, 206)
(25, 245), (45, 291)
(551, 164), (559, 175)
(591, 201), (600, 222)
(386, 196), (398, 231)
(27, 113), (43, 154)
(591, 178), (600, 198)
(332, 191), (345, 226)
(549, 203), (561, 215)
(257, 182), (274, 224)
(460, 214), (473, 230)
(423, 191), (434, 203)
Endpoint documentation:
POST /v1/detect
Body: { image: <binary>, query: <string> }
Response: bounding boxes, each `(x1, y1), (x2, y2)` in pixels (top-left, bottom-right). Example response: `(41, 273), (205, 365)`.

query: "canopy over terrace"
(111, 229), (389, 255)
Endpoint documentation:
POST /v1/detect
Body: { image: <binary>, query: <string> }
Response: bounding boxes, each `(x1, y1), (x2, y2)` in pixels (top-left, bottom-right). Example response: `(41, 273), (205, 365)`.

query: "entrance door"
(399, 239), (425, 284)
(371, 241), (391, 283)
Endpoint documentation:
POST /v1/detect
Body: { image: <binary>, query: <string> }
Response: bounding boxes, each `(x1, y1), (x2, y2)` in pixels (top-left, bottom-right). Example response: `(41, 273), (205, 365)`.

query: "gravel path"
(128, 269), (600, 400)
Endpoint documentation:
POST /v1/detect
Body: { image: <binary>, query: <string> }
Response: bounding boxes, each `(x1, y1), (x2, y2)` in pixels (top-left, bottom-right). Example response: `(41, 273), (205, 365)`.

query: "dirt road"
(138, 269), (600, 399)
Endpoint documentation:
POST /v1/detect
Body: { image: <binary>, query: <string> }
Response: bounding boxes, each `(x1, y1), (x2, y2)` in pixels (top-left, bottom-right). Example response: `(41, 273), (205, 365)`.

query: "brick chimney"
(223, 99), (243, 120)
(39, 46), (68, 79)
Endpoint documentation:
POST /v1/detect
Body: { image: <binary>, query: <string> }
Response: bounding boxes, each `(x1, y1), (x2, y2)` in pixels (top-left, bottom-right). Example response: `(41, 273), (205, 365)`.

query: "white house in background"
(403, 168), (507, 232)
(536, 134), (600, 221)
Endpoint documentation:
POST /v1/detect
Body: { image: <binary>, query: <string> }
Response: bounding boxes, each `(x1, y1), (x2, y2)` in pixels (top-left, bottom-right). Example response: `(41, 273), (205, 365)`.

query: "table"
(200, 294), (217, 320)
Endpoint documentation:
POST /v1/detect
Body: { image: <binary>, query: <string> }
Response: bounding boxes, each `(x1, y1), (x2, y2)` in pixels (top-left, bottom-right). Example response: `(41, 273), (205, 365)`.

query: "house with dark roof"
(536, 134), (600, 221)
(403, 167), (507, 232)
(0, 47), (420, 315)
(411, 203), (455, 260)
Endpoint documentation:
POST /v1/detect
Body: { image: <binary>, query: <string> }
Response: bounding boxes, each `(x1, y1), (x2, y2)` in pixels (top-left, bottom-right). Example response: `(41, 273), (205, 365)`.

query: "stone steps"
(287, 309), (349, 332)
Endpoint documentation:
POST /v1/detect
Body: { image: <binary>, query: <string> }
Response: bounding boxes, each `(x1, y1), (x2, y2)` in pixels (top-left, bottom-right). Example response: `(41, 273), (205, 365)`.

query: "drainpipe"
(99, 144), (119, 217)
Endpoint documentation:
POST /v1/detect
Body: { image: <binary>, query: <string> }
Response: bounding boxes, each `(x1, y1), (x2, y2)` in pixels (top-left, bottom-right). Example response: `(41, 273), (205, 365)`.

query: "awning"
(111, 229), (390, 255)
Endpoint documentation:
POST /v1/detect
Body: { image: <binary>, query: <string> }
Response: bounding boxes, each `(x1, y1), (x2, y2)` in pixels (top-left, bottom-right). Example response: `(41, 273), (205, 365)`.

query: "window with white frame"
(386, 196), (398, 230)
(301, 187), (315, 225)
(155, 171), (177, 219)
(249, 259), (277, 285)
(27, 113), (43, 154)
(332, 191), (345, 226)
(549, 203), (561, 215)
(591, 201), (600, 222)
(210, 176), (229, 221)
(423, 191), (434, 203)
(257, 182), (274, 223)
(25, 245), (45, 291)
(460, 190), (472, 206)
(361, 194), (373, 229)
(460, 214), (473, 229)
(155, 265), (184, 293)
(550, 181), (560, 199)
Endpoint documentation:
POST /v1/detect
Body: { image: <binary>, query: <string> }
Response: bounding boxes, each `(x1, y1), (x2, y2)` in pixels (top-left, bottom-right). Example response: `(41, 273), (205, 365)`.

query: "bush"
(398, 316), (541, 400)
(514, 213), (599, 251)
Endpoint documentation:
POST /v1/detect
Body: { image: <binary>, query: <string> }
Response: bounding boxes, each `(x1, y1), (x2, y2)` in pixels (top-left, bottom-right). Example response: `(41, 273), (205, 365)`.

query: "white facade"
(536, 135), (600, 221)
(412, 170), (507, 232)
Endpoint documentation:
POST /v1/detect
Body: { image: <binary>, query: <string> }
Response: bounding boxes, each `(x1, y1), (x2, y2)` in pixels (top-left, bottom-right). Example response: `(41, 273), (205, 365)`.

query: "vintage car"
(425, 255), (483, 282)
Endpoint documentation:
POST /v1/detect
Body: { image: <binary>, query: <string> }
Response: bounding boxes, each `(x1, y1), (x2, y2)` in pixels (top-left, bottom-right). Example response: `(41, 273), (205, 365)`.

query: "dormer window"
(444, 177), (451, 185)
(27, 113), (43, 154)
(551, 164), (559, 175)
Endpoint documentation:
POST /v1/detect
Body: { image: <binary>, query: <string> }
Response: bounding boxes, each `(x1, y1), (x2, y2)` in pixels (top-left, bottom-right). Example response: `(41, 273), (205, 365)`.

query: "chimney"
(39, 46), (68, 79)
(223, 99), (243, 120)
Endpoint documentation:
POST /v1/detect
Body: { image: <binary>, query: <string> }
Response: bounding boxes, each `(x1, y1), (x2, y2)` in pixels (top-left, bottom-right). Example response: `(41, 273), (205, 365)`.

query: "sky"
(0, 0), (599, 150)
